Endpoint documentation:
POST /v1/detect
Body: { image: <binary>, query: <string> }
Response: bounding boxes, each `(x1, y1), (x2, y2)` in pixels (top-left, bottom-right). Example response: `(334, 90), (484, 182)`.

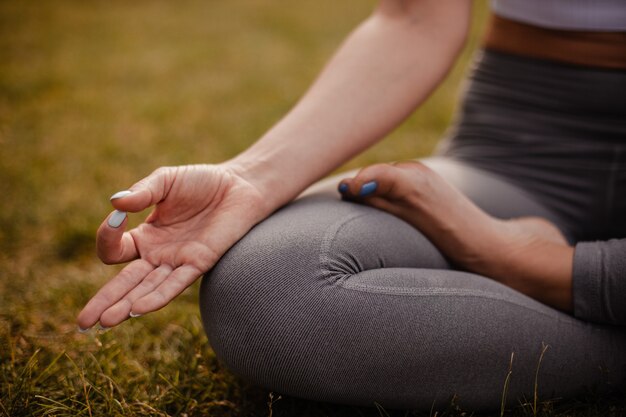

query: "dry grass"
(1, 1), (624, 416)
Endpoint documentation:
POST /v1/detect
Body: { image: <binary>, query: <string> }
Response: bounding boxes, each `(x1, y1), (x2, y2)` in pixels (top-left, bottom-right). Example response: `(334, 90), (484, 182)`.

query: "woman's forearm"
(230, 0), (472, 209)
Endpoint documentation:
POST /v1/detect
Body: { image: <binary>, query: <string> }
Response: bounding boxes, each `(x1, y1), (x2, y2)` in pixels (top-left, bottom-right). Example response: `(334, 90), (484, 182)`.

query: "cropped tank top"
(491, 0), (626, 31)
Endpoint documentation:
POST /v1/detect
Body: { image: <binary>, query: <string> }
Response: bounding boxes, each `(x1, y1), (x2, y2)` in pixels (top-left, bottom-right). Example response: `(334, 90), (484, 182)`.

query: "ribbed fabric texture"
(198, 50), (626, 410)
(492, 0), (626, 31)
(574, 240), (626, 325)
(200, 166), (626, 410)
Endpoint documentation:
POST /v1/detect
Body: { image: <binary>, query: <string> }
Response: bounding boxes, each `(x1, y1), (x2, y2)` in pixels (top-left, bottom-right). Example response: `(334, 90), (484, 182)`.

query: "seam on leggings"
(318, 211), (373, 285)
(316, 204), (577, 325)
(341, 281), (574, 324)
(342, 282), (521, 302)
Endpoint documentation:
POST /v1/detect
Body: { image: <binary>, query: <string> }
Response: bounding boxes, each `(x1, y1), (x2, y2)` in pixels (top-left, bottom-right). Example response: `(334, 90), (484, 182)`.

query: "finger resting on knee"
(350, 164), (411, 199)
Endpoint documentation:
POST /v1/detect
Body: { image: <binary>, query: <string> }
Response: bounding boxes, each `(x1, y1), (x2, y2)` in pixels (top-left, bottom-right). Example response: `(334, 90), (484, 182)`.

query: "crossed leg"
(199, 157), (626, 410)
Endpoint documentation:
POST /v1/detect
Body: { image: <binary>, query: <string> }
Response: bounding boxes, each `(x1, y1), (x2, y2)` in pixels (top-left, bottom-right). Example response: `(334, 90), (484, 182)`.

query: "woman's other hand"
(77, 164), (270, 330)
(339, 161), (574, 312)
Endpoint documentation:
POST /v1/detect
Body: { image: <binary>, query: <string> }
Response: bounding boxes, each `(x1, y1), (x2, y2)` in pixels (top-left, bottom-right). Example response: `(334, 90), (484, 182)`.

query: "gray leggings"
(199, 157), (626, 410)
(199, 50), (626, 410)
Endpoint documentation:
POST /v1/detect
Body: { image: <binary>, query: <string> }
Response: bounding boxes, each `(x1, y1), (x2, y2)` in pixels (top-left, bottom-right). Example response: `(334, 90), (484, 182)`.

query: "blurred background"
(0, 1), (548, 416)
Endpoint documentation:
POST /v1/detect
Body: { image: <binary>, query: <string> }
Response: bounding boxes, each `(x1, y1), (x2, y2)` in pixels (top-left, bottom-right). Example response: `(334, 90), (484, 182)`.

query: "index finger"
(96, 210), (139, 264)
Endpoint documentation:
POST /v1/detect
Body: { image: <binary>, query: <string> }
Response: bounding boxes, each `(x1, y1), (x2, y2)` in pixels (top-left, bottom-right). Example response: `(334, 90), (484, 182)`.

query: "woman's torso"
(438, 1), (626, 241)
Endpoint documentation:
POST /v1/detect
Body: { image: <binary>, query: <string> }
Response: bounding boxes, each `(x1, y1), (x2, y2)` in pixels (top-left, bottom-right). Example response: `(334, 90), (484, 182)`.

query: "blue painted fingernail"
(359, 181), (378, 196)
(338, 183), (349, 193)
(107, 210), (127, 228)
(77, 326), (91, 334)
(97, 324), (110, 332)
(110, 190), (132, 200)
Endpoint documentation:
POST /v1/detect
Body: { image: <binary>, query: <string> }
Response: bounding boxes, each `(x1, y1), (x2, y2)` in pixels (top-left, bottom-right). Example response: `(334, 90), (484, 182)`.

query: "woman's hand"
(77, 164), (270, 330)
(338, 161), (574, 312)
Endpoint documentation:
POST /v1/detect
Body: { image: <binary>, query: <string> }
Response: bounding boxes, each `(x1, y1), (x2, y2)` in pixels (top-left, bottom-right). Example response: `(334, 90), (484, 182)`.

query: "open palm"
(78, 164), (268, 330)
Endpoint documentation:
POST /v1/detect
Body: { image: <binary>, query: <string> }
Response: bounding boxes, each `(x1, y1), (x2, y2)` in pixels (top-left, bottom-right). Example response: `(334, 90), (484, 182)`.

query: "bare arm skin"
(230, 0), (472, 208)
(77, 0), (473, 330)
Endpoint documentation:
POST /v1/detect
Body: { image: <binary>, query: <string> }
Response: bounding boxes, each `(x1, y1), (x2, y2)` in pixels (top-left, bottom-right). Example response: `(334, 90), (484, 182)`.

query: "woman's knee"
(198, 195), (449, 403)
(199, 195), (626, 408)
(199, 197), (357, 385)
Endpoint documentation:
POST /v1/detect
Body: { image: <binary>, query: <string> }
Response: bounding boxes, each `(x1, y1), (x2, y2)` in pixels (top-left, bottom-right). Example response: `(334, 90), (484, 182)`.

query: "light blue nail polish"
(77, 326), (91, 334)
(359, 181), (378, 196)
(97, 324), (110, 332)
(338, 183), (349, 193)
(108, 210), (127, 228)
(110, 190), (132, 200)
(129, 311), (142, 318)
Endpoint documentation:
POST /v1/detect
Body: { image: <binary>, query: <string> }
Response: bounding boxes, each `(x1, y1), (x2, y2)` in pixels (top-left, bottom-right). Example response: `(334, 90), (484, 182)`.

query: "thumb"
(109, 167), (175, 212)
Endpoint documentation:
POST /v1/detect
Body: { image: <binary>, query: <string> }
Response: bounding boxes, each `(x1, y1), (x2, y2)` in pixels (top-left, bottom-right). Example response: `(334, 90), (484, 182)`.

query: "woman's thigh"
(199, 157), (625, 410)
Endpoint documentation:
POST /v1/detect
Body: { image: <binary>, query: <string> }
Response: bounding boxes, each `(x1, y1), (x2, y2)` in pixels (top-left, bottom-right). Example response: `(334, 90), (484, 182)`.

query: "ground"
(1, 1), (624, 416)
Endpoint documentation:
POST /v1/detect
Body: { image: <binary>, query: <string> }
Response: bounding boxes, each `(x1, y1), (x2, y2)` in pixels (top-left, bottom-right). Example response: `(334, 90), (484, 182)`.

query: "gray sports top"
(492, 0), (626, 31)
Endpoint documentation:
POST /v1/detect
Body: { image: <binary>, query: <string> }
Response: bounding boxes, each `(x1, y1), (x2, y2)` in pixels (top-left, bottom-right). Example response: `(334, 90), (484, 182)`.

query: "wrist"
(491, 225), (574, 311)
(225, 153), (297, 212)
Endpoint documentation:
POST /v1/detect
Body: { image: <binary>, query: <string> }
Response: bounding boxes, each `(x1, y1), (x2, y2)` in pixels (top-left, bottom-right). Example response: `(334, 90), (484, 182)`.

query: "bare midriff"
(484, 14), (626, 70)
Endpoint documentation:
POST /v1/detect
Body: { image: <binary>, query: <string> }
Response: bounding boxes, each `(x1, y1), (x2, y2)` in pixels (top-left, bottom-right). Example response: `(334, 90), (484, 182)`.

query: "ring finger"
(99, 264), (173, 327)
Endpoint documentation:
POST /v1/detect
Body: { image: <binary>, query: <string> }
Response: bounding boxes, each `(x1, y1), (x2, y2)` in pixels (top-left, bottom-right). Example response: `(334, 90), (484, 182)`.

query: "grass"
(0, 1), (624, 416)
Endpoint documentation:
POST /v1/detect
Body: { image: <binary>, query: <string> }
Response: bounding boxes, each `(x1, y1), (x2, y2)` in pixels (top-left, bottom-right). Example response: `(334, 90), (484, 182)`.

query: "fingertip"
(77, 308), (98, 333)
(338, 182), (349, 194)
(98, 211), (129, 263)
(77, 326), (91, 334)
(97, 324), (111, 332)
(107, 210), (127, 228)
(359, 181), (378, 197)
(110, 187), (153, 212)
(355, 164), (409, 199)
(99, 303), (131, 328)
(110, 190), (133, 201)
(97, 226), (137, 265)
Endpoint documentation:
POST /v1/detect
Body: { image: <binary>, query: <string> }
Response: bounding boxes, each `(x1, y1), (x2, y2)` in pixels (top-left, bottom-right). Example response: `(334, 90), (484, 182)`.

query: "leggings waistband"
(462, 49), (626, 133)
(484, 14), (626, 70)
